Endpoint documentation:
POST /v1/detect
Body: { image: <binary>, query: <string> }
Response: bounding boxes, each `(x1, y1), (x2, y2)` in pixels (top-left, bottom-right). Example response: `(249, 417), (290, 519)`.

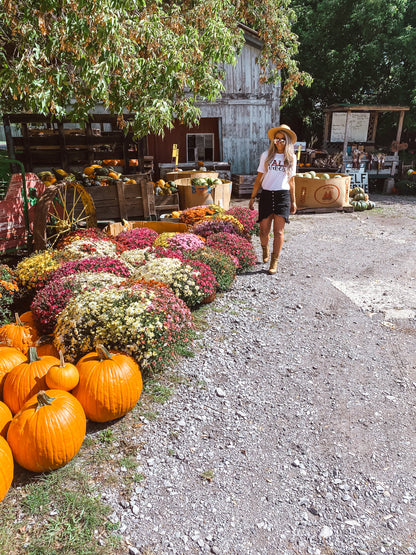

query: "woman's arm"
(248, 172), (264, 211)
(289, 176), (297, 214)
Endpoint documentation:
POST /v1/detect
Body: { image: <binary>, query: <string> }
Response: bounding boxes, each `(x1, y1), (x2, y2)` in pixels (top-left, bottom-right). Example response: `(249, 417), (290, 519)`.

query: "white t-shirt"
(257, 152), (297, 191)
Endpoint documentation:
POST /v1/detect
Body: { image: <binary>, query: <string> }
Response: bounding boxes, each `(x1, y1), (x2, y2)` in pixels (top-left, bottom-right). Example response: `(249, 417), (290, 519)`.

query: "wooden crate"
(86, 179), (156, 221)
(155, 193), (180, 216)
(231, 174), (257, 198)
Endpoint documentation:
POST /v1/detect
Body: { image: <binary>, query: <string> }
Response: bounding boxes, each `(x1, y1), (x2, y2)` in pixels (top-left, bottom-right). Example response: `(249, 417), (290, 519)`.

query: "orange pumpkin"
(7, 389), (86, 472)
(3, 347), (59, 414)
(0, 313), (39, 355)
(0, 346), (26, 398)
(0, 401), (12, 438)
(46, 351), (79, 391)
(0, 436), (13, 502)
(35, 336), (59, 358)
(19, 311), (38, 330)
(73, 344), (142, 422)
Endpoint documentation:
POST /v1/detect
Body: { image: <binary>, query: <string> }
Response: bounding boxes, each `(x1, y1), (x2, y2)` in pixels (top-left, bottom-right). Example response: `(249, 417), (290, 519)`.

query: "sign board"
(330, 112), (370, 143)
(344, 164), (369, 192)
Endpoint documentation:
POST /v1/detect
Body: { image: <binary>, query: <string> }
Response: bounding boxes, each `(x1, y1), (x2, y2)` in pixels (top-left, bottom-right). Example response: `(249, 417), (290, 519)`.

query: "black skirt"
(258, 189), (291, 223)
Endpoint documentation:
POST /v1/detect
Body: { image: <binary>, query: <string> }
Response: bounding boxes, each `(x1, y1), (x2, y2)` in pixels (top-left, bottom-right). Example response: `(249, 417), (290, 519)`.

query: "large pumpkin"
(3, 347), (59, 415)
(7, 390), (86, 472)
(46, 351), (79, 391)
(0, 401), (12, 438)
(35, 336), (59, 358)
(0, 346), (26, 398)
(0, 313), (39, 355)
(0, 435), (13, 502)
(73, 344), (142, 422)
(19, 311), (38, 330)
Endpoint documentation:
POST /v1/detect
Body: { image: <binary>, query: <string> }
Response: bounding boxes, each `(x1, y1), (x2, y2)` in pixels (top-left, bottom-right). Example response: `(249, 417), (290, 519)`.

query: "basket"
(105, 220), (188, 237)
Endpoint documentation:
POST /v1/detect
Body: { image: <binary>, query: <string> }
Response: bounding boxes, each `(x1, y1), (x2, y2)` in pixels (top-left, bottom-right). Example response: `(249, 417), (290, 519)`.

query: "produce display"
(296, 170), (343, 179)
(348, 186), (375, 211)
(0, 206), (258, 496)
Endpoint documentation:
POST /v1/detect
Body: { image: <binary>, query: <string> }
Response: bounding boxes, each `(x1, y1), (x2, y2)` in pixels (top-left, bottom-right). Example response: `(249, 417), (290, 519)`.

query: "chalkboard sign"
(330, 112), (370, 143)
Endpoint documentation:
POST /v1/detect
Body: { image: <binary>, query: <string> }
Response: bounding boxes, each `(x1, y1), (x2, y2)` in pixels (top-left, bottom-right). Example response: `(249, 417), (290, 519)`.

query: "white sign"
(345, 166), (369, 192)
(330, 112), (370, 143)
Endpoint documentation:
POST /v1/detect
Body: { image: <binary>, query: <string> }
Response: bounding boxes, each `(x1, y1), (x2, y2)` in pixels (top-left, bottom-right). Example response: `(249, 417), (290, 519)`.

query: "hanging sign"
(330, 112), (370, 143)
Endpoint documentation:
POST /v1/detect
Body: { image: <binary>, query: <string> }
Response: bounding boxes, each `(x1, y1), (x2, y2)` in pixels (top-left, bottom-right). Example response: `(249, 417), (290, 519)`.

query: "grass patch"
(200, 469), (215, 482)
(0, 463), (122, 555)
(144, 381), (173, 404)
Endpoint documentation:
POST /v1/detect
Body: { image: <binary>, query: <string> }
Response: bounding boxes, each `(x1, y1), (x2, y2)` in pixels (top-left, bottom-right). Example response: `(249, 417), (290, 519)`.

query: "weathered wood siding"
(198, 35), (280, 175)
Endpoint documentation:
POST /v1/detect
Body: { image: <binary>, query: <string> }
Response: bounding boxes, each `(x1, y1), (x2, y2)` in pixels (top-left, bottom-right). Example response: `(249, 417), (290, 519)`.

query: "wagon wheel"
(33, 181), (97, 250)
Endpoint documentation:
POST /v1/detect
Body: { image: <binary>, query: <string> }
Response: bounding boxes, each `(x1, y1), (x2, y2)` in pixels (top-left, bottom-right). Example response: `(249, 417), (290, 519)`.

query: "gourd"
(354, 193), (366, 201)
(0, 346), (26, 398)
(355, 200), (368, 211)
(7, 390), (86, 472)
(73, 344), (142, 422)
(0, 436), (13, 502)
(367, 200), (375, 210)
(0, 401), (12, 438)
(2, 347), (59, 414)
(46, 351), (80, 391)
(0, 313), (39, 354)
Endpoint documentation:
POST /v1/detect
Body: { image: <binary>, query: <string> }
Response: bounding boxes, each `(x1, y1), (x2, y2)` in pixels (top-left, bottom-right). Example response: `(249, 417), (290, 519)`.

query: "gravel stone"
(102, 196), (416, 554)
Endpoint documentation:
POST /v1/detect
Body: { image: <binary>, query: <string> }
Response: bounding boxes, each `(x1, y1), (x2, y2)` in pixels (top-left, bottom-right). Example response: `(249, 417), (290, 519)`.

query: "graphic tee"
(257, 152), (297, 191)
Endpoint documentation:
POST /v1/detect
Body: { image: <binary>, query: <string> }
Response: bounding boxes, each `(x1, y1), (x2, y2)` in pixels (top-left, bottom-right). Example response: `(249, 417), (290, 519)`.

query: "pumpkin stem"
(95, 343), (113, 361)
(59, 350), (65, 367)
(36, 390), (56, 411)
(15, 312), (24, 327)
(28, 346), (41, 363)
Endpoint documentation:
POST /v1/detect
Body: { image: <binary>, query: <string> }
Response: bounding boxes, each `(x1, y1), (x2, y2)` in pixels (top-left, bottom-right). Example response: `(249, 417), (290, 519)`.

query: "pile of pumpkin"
(0, 313), (143, 503)
(37, 165), (137, 188)
(349, 186), (375, 211)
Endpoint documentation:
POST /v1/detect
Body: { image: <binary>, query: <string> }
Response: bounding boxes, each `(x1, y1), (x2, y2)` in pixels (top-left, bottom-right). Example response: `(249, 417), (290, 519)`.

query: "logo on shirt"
(269, 159), (285, 172)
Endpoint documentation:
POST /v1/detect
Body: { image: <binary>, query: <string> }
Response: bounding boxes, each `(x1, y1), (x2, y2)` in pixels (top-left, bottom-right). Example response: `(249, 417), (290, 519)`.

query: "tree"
(0, 0), (310, 138)
(281, 0), (416, 144)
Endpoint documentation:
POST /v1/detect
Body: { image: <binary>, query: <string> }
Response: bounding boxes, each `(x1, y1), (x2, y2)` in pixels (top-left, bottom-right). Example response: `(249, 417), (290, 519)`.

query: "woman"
(248, 124), (297, 275)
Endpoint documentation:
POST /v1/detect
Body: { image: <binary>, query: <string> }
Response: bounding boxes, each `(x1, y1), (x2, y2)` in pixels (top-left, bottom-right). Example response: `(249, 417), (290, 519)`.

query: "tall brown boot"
(268, 254), (279, 274)
(261, 244), (270, 263)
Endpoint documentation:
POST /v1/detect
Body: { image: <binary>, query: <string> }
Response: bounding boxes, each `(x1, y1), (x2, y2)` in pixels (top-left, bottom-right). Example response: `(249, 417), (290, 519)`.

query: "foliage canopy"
(0, 0), (310, 137)
(281, 0), (416, 143)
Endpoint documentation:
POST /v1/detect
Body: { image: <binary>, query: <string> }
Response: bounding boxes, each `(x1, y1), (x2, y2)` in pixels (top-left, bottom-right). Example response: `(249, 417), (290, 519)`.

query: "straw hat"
(267, 124), (297, 143)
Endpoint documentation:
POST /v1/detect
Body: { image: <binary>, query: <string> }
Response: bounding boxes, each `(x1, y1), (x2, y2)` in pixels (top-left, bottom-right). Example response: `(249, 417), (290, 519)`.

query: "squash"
(354, 193), (366, 201)
(0, 346), (26, 398)
(0, 436), (13, 502)
(108, 171), (121, 179)
(46, 351), (79, 391)
(0, 401), (12, 438)
(354, 200), (368, 211)
(7, 390), (86, 472)
(0, 313), (39, 355)
(19, 311), (38, 330)
(83, 165), (102, 177)
(2, 347), (59, 415)
(124, 179), (137, 185)
(73, 344), (142, 422)
(367, 200), (375, 210)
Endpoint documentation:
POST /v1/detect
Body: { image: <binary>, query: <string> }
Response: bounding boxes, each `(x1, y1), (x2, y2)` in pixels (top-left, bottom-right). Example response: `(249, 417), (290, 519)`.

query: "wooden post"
(341, 110), (351, 172)
(115, 180), (128, 220)
(21, 122), (33, 171)
(323, 112), (330, 149)
(57, 122), (68, 170)
(391, 109), (406, 176)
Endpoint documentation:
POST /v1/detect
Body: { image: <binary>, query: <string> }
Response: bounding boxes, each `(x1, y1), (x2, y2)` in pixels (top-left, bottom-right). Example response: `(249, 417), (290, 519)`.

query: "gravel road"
(104, 194), (416, 555)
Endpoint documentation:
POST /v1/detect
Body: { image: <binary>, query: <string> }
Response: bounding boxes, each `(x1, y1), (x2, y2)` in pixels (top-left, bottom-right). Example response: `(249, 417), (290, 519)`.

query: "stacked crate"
(231, 174), (257, 198)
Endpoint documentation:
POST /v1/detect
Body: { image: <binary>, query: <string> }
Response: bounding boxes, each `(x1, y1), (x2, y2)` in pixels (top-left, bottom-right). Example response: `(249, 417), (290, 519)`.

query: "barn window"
(186, 134), (214, 162)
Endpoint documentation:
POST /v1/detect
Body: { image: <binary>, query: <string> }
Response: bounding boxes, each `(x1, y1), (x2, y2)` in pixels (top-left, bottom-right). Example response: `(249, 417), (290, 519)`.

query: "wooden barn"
(149, 24), (281, 179)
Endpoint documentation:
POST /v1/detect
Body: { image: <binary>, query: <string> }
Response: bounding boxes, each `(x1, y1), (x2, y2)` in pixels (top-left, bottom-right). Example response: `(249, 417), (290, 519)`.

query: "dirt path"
(101, 194), (416, 554)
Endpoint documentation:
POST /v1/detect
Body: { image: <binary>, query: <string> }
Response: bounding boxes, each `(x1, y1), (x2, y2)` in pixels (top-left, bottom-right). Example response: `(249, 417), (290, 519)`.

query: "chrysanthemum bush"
(119, 248), (148, 269)
(225, 207), (259, 236)
(163, 232), (205, 253)
(0, 265), (19, 325)
(54, 281), (194, 373)
(152, 232), (177, 248)
(115, 227), (159, 250)
(31, 272), (125, 334)
(56, 227), (121, 250)
(184, 247), (236, 292)
(179, 204), (224, 226)
(212, 214), (245, 234)
(206, 232), (257, 273)
(15, 250), (62, 292)
(191, 218), (243, 239)
(132, 257), (216, 307)
(46, 255), (132, 284)
(58, 238), (120, 260)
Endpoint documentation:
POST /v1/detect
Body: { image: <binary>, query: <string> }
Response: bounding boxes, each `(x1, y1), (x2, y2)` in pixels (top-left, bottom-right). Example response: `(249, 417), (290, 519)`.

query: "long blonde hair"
(264, 130), (295, 177)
